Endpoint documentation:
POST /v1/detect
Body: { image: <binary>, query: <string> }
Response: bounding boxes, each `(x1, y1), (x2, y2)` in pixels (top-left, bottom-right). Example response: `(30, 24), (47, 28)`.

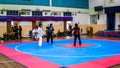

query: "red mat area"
(61, 43), (94, 48)
(88, 38), (120, 42)
(68, 55), (120, 68)
(0, 44), (60, 68)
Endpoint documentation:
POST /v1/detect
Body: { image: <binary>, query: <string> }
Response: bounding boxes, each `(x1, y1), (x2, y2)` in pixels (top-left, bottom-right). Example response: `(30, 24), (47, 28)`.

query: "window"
(0, 11), (4, 14)
(90, 15), (97, 24)
(22, 0), (32, 1)
(7, 10), (19, 15)
(52, 0), (89, 9)
(63, 12), (72, 16)
(19, 11), (30, 15)
(32, 11), (42, 16)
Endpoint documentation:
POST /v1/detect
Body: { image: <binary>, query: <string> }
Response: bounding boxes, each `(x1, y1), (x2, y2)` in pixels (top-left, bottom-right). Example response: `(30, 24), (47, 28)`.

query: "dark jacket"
(72, 27), (80, 35)
(71, 24), (80, 35)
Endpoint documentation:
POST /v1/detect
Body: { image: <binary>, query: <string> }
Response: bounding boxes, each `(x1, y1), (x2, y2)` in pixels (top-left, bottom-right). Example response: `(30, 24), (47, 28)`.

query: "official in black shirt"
(46, 23), (54, 44)
(71, 23), (81, 46)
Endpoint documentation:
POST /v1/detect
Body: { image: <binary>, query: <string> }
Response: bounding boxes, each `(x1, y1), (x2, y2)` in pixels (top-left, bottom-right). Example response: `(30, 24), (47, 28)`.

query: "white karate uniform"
(37, 27), (44, 47)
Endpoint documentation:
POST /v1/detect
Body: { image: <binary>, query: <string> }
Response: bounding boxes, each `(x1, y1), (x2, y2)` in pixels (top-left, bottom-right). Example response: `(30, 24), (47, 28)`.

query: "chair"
(28, 30), (33, 39)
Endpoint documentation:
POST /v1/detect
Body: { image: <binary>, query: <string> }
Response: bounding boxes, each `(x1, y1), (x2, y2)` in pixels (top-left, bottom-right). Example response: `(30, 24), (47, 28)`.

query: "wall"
(0, 21), (33, 37)
(97, 14), (106, 24)
(89, 0), (120, 9)
(71, 24), (106, 34)
(0, 4), (89, 13)
(115, 13), (120, 29)
(52, 0), (88, 8)
(0, 3), (90, 37)
(90, 24), (106, 33)
(88, 0), (108, 32)
(105, 0), (120, 7)
(0, 22), (7, 37)
(0, 11), (6, 16)
(73, 13), (90, 24)
(0, 0), (109, 37)
(89, 0), (120, 31)
(42, 22), (106, 34)
(0, 0), (50, 6)
(19, 21), (32, 37)
(0, 0), (88, 9)
(0, 10), (106, 37)
(42, 21), (64, 34)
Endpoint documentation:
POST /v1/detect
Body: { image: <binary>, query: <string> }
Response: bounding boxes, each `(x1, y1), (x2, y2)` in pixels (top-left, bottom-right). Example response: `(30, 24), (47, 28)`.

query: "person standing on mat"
(37, 24), (44, 47)
(71, 23), (81, 46)
(46, 23), (54, 44)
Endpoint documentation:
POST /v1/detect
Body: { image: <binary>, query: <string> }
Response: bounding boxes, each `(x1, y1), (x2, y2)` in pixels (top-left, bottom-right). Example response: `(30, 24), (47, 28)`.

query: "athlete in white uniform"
(37, 24), (44, 47)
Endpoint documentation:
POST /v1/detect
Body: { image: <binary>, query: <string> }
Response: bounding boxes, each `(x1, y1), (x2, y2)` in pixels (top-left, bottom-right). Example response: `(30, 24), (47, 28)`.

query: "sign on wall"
(90, 15), (97, 24)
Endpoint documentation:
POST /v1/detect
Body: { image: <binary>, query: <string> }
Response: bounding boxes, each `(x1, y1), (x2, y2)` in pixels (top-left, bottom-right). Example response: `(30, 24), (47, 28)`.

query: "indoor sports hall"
(0, 0), (120, 68)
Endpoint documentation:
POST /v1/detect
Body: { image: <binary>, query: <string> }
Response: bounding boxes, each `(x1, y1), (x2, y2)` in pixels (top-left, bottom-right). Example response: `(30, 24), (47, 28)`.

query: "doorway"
(7, 21), (11, 33)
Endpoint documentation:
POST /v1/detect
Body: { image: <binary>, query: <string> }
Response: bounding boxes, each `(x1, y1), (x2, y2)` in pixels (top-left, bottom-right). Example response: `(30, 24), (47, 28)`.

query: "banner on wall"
(0, 16), (73, 22)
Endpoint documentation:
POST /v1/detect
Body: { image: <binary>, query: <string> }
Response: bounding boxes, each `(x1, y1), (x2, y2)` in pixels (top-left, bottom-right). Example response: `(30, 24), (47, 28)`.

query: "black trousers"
(74, 35), (81, 46)
(46, 34), (53, 43)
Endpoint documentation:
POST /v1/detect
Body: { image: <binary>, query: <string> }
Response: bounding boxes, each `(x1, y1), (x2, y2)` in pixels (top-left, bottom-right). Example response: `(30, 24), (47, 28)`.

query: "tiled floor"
(0, 53), (27, 68)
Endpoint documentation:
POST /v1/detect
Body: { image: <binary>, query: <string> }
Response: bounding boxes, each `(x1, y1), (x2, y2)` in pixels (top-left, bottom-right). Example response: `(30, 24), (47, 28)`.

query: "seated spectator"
(3, 32), (9, 41)
(57, 29), (63, 37)
(9, 32), (15, 40)
(28, 30), (33, 39)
